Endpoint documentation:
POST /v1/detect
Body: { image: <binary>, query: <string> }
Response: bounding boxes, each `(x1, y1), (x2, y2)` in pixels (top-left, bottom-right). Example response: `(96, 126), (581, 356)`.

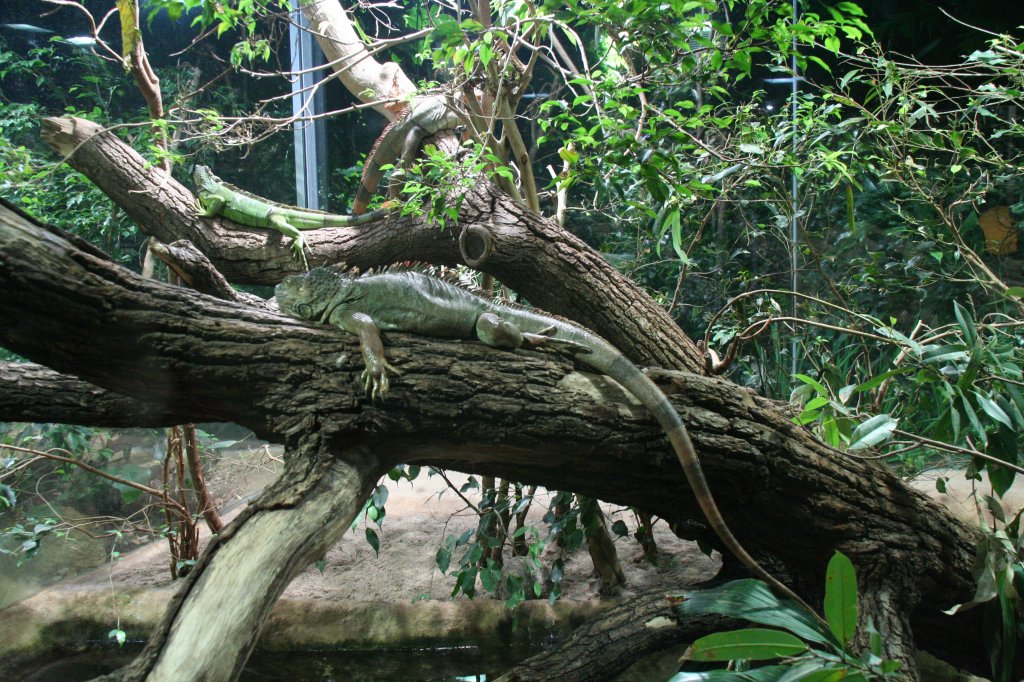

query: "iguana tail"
(353, 108), (410, 215)
(580, 341), (817, 614)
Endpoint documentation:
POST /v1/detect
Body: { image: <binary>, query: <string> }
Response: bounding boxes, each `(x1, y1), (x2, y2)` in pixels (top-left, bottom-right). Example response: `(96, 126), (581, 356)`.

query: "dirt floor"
(0, 451), (720, 680)
(1, 441), (1010, 681)
(55, 466), (719, 607)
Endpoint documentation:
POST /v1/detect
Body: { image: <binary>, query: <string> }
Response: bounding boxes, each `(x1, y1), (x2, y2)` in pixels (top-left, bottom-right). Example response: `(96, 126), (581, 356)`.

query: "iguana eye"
(296, 303), (312, 318)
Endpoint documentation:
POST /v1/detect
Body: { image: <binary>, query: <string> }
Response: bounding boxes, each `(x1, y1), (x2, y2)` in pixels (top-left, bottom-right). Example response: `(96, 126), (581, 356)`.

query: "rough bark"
(40, 115), (706, 373)
(494, 592), (736, 682)
(0, 362), (193, 426)
(298, 0), (415, 119)
(0, 201), (994, 678)
(108, 440), (382, 682)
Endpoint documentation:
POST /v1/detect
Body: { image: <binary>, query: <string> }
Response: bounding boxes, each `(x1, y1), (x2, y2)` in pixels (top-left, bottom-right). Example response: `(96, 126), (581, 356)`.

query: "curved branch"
(298, 0), (416, 119)
(41, 115), (705, 372)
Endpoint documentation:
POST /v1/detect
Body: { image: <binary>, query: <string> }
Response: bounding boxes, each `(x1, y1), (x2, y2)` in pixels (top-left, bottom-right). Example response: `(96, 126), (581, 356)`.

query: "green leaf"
(848, 414), (897, 451)
(435, 546), (451, 573)
(793, 374), (829, 397)
(365, 528), (380, 557)
(823, 551), (858, 648)
(804, 395), (830, 412)
(781, 668), (850, 682)
(108, 628), (127, 647)
(953, 301), (978, 346)
(371, 484), (389, 508)
(920, 345), (969, 365)
(852, 369), (910, 393)
(686, 628), (808, 662)
(480, 565), (498, 592)
(673, 579), (832, 645)
(974, 391), (1013, 429)
(957, 389), (988, 446)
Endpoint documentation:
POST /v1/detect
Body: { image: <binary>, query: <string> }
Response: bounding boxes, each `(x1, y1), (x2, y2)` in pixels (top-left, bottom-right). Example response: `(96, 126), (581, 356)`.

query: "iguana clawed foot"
(289, 235), (310, 271)
(360, 359), (401, 400)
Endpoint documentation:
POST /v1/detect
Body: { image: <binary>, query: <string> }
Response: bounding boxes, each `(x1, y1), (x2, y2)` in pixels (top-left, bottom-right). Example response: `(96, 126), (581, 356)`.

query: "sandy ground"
(9, 444), (1023, 623)
(1, 447), (1009, 681)
(61, 466), (719, 606)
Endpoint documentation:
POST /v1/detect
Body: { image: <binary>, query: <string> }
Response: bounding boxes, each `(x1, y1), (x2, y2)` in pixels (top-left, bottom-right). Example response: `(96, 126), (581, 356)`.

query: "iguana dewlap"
(274, 267), (808, 609)
(193, 165), (387, 269)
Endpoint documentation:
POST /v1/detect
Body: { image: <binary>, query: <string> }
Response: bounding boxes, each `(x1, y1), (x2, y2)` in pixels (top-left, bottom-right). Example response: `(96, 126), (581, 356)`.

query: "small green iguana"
(352, 94), (466, 215)
(194, 165), (388, 270)
(275, 267), (812, 611)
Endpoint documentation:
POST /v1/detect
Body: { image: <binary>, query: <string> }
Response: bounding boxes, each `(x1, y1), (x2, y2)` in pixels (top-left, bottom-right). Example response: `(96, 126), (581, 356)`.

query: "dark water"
(16, 644), (538, 681)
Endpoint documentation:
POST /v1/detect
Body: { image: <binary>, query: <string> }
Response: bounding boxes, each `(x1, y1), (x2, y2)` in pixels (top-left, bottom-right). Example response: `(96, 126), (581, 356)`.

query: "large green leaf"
(673, 579), (832, 645)
(793, 374), (829, 397)
(847, 414), (897, 451)
(779, 667), (851, 682)
(116, 0), (141, 57)
(920, 344), (969, 366)
(975, 391), (1013, 429)
(686, 628), (808, 662)
(823, 551), (858, 648)
(953, 301), (978, 347)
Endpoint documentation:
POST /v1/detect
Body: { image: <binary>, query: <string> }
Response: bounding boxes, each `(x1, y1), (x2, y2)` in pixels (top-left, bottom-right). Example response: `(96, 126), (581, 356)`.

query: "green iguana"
(194, 165), (388, 269)
(352, 94), (466, 215)
(275, 267), (813, 611)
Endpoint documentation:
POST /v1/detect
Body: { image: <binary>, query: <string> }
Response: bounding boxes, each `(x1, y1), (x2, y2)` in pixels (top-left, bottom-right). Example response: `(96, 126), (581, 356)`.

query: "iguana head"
(193, 164), (218, 190)
(275, 267), (357, 325)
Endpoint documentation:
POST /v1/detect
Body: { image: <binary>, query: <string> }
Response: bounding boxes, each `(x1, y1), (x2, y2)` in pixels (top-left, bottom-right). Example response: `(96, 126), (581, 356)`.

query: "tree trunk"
(0, 200), (993, 679)
(108, 441), (382, 681)
(580, 495), (626, 594)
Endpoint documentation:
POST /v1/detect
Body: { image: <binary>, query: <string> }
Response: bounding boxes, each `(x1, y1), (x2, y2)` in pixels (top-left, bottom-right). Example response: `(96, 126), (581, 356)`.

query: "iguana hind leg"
(476, 312), (524, 349)
(476, 314), (591, 354)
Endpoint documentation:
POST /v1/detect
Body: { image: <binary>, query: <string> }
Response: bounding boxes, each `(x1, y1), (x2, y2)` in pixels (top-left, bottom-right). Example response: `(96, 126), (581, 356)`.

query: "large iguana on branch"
(275, 267), (815, 613)
(352, 94), (466, 215)
(194, 165), (387, 269)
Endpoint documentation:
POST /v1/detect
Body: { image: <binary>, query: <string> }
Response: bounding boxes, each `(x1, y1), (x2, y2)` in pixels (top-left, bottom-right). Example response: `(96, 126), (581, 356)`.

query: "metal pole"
(290, 11), (328, 209)
(790, 0), (800, 376)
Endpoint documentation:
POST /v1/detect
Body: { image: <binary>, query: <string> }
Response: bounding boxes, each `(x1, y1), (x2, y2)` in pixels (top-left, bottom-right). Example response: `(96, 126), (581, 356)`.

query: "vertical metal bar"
(790, 0), (800, 376)
(290, 11), (328, 210)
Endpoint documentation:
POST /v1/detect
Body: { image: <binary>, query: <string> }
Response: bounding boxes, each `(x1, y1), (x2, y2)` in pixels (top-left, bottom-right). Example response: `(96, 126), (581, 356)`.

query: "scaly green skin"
(275, 268), (810, 610)
(194, 165), (387, 269)
(353, 95), (464, 215)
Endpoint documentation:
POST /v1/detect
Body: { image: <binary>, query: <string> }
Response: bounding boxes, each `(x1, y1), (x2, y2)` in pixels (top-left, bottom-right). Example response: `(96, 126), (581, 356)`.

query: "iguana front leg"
(338, 311), (400, 399)
(197, 194), (225, 217)
(268, 214), (309, 271)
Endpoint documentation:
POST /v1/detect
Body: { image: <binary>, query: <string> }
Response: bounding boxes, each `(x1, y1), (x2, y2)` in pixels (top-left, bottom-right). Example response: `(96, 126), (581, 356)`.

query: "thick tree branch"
(0, 201), (993, 676)
(106, 439), (383, 682)
(0, 362), (197, 426)
(298, 0), (416, 119)
(40, 115), (705, 372)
